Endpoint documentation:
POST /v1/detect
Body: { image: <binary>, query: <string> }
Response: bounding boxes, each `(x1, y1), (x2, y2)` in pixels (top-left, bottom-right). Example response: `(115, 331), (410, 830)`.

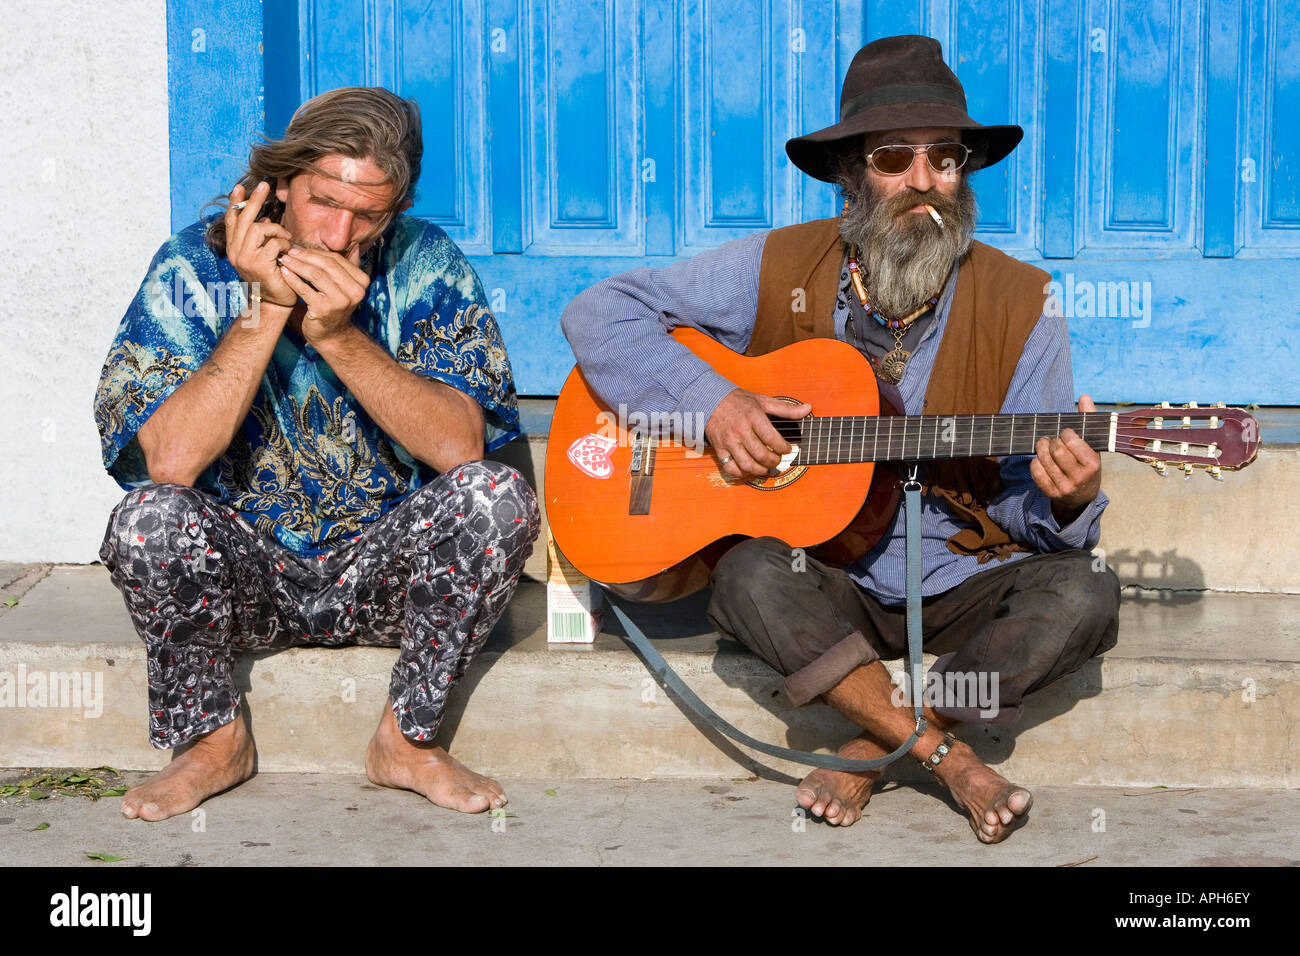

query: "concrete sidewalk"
(1, 772), (1296, 867)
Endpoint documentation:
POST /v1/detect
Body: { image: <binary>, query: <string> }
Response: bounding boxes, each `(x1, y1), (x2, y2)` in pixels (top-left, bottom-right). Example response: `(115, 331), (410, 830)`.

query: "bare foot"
(364, 702), (506, 814)
(795, 733), (888, 827)
(932, 741), (1032, 843)
(121, 717), (255, 822)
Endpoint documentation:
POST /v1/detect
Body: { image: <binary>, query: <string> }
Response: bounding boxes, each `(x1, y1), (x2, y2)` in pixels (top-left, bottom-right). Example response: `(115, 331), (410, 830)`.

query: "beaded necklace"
(846, 247), (939, 386)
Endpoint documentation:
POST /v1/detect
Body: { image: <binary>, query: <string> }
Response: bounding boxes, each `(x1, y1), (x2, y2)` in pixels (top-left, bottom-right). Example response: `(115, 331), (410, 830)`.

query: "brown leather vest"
(751, 217), (1049, 562)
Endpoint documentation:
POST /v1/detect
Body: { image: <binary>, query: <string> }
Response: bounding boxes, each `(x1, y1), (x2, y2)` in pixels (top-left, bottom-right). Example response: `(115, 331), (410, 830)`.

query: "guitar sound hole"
(769, 418), (803, 442)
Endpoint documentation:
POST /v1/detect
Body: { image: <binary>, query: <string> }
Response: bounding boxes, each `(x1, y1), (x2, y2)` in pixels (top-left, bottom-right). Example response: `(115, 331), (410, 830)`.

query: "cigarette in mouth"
(924, 204), (944, 228)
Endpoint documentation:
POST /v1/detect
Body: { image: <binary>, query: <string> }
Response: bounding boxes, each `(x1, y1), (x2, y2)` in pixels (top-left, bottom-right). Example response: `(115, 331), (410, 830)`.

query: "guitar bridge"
(628, 430), (655, 515)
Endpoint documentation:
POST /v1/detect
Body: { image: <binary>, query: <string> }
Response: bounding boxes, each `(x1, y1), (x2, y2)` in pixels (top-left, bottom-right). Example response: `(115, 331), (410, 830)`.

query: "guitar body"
(545, 329), (899, 601)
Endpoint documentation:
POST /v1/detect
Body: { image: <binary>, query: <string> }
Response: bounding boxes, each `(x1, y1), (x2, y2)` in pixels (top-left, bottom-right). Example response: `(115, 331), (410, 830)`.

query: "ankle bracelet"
(919, 733), (956, 773)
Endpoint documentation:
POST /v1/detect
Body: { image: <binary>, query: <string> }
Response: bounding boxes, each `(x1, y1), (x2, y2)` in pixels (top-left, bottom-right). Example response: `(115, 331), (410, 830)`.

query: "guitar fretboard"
(789, 413), (1110, 464)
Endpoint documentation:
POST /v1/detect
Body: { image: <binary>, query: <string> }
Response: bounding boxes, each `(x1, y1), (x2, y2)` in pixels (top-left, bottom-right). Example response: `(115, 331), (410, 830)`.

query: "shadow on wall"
(1107, 548), (1205, 604)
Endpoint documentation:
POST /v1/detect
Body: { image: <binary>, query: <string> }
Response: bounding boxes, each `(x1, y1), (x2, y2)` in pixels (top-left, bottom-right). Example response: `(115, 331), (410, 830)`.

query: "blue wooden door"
(167, 0), (1300, 401)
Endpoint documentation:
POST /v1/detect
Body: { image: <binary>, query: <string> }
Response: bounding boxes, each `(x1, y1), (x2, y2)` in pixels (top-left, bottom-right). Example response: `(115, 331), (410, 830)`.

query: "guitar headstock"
(1114, 403), (1261, 479)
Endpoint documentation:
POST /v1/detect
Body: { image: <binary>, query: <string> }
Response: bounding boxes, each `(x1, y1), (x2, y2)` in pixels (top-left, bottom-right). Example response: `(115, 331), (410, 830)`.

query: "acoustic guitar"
(545, 328), (1261, 602)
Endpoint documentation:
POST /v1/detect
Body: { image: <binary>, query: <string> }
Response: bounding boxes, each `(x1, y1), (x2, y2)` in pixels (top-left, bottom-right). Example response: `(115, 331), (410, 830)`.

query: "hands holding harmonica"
(225, 181), (370, 345)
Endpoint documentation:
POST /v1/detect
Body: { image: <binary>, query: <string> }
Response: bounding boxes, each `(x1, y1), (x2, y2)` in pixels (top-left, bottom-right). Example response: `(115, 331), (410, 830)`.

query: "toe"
(824, 799), (844, 824)
(1009, 788), (1032, 815)
(794, 785), (818, 810)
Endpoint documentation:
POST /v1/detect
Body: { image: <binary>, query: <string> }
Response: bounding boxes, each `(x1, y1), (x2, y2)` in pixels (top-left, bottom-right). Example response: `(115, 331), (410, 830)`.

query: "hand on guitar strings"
(1031, 393), (1103, 525)
(706, 388), (812, 480)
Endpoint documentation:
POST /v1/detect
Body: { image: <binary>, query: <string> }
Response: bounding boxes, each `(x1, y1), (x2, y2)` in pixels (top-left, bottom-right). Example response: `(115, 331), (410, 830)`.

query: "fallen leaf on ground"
(0, 767), (129, 801)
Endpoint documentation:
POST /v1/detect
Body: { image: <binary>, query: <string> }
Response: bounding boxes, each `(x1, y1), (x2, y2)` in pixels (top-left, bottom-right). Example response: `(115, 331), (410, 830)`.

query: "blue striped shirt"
(561, 230), (1107, 604)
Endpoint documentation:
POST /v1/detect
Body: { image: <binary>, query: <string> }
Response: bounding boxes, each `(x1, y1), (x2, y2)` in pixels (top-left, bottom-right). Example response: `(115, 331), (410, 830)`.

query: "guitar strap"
(605, 464), (928, 772)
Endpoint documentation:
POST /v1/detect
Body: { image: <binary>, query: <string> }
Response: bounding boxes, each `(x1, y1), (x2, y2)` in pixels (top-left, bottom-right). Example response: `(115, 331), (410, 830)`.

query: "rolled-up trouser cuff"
(783, 630), (879, 707)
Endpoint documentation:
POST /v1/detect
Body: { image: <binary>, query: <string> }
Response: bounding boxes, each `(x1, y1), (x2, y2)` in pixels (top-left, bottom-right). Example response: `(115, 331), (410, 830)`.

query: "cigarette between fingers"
(230, 201), (248, 211)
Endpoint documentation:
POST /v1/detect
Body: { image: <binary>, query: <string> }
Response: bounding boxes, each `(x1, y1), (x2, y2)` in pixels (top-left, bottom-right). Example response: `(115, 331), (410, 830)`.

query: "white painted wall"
(0, 0), (170, 562)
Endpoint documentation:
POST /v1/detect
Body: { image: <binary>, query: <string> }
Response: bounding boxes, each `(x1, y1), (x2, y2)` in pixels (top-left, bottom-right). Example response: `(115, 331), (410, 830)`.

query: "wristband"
(249, 290), (296, 309)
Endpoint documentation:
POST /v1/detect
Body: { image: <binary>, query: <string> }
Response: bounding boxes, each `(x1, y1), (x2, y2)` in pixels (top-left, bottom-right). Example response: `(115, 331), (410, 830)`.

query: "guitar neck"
(796, 412), (1113, 464)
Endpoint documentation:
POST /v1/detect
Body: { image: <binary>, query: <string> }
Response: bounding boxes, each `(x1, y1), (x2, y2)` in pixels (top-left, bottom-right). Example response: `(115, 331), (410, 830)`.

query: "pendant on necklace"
(878, 347), (910, 385)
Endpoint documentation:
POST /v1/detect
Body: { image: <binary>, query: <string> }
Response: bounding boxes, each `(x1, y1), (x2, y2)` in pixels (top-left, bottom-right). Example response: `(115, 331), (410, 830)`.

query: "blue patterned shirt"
(94, 214), (520, 556)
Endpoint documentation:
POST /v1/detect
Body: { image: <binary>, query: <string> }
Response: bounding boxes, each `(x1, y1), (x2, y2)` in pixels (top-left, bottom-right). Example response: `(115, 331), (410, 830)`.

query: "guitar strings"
(583, 412), (1237, 474)
(635, 431), (1215, 471)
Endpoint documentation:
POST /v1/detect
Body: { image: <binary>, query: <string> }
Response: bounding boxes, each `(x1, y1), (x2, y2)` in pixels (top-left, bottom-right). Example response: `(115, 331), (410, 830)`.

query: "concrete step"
(2, 770), (1295, 867)
(2, 565), (1297, 787)
(499, 401), (1300, 593)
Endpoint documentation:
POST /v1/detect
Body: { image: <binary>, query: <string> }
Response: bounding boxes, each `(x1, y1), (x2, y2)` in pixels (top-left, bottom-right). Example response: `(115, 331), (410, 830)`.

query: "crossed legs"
(707, 536), (1119, 842)
(100, 461), (539, 821)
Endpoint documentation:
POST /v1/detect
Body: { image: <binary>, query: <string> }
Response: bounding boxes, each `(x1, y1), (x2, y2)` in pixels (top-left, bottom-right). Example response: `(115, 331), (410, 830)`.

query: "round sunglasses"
(866, 142), (971, 176)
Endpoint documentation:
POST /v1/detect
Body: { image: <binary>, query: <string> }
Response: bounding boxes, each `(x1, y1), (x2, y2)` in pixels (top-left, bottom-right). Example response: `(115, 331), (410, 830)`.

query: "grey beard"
(837, 174), (977, 320)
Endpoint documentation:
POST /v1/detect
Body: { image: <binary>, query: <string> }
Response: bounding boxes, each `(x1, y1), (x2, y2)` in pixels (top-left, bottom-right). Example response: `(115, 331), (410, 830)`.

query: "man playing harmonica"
(94, 87), (538, 821)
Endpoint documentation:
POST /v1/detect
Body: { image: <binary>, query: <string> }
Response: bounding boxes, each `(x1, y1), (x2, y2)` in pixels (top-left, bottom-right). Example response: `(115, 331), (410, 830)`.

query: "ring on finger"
(719, 455), (732, 467)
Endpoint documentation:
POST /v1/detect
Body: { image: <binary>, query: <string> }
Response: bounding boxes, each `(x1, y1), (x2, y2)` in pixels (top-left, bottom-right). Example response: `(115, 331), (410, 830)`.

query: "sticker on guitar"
(566, 433), (619, 479)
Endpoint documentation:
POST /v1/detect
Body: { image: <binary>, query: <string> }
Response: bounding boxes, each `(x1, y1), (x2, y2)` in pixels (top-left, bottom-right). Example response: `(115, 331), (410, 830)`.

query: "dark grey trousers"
(706, 537), (1120, 725)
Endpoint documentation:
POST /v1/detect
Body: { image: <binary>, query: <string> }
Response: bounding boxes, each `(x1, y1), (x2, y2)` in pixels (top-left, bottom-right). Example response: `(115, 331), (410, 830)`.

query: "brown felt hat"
(786, 34), (1023, 183)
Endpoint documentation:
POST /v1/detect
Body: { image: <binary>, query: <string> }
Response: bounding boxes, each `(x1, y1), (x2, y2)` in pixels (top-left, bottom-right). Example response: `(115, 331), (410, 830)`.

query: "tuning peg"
(1159, 401), (1171, 409)
(1213, 402), (1226, 408)
(1209, 466), (1223, 481)
(1182, 462), (1194, 480)
(1184, 401), (1198, 408)
(1152, 461), (1168, 477)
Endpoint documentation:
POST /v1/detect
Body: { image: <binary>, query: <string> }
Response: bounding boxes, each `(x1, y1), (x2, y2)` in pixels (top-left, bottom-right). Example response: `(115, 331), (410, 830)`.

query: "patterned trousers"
(98, 461), (539, 748)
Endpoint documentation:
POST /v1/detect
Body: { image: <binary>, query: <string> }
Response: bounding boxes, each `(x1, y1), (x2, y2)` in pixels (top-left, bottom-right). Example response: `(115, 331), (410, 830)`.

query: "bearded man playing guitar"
(560, 35), (1120, 844)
